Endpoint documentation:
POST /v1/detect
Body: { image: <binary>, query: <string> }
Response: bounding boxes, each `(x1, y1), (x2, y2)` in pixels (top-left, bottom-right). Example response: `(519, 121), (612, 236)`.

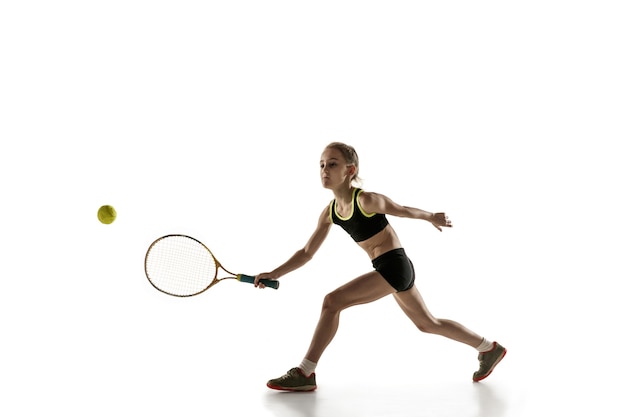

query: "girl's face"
(320, 147), (354, 189)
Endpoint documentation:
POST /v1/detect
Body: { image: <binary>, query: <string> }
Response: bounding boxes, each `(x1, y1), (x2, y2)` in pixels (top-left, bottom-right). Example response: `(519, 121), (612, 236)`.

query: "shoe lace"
(277, 368), (300, 382)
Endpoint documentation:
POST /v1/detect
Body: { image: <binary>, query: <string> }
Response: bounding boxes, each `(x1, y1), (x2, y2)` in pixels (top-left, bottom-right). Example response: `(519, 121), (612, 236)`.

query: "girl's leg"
(304, 271), (396, 362)
(392, 285), (483, 348)
(267, 271), (395, 391)
(394, 284), (507, 381)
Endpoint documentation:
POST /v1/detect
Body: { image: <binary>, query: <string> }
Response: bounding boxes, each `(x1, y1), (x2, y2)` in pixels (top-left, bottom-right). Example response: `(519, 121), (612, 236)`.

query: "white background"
(1, 1), (625, 416)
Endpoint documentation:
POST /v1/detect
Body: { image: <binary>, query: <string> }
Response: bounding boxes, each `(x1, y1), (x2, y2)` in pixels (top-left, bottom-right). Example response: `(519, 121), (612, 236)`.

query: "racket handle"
(237, 274), (280, 290)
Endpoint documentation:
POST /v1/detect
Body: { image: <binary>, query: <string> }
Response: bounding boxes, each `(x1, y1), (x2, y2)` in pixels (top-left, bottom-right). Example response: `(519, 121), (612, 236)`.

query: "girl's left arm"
(359, 191), (452, 231)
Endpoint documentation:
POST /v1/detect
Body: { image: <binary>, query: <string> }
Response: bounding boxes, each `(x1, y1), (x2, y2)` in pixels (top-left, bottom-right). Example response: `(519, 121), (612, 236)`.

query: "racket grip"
(237, 274), (280, 290)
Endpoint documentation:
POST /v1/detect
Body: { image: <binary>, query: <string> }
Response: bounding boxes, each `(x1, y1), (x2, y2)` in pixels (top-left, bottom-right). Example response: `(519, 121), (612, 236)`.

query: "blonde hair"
(325, 142), (362, 186)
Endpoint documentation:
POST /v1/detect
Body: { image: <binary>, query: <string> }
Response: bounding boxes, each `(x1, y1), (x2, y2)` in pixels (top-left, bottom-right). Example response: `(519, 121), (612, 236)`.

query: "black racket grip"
(237, 274), (279, 289)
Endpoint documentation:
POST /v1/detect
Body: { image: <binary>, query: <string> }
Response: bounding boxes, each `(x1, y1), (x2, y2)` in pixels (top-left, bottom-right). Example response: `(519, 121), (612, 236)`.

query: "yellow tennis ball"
(97, 205), (117, 224)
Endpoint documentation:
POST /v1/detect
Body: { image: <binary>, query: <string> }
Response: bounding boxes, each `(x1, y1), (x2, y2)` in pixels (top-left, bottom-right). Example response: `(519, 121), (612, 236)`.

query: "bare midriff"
(357, 224), (403, 260)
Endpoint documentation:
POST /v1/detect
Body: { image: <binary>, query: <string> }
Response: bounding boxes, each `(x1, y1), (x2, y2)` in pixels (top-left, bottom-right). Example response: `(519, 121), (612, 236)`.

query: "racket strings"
(145, 235), (217, 296)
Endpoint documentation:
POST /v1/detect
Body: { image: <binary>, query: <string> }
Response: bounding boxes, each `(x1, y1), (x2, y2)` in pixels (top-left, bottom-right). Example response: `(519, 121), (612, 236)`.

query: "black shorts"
(372, 248), (415, 292)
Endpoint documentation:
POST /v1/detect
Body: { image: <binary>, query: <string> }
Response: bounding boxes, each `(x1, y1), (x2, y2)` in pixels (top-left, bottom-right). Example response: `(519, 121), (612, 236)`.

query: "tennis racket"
(144, 234), (279, 297)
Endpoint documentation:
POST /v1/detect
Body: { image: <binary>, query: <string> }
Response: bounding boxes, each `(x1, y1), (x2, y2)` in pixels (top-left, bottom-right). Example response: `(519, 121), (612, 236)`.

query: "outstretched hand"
(430, 212), (452, 232)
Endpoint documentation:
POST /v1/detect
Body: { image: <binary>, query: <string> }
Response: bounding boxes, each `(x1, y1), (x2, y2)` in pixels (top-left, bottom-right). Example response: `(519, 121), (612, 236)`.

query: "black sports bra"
(329, 188), (389, 242)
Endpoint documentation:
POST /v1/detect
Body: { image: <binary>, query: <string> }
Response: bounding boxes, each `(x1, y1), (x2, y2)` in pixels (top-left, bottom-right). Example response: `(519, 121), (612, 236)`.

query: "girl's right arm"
(254, 205), (332, 287)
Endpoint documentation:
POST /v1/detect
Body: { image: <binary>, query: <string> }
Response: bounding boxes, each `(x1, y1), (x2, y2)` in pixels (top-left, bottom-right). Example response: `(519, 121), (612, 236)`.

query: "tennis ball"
(97, 205), (117, 224)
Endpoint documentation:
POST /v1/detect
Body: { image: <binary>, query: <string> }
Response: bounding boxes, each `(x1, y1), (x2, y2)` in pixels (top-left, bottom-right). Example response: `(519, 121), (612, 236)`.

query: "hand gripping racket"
(144, 234), (279, 297)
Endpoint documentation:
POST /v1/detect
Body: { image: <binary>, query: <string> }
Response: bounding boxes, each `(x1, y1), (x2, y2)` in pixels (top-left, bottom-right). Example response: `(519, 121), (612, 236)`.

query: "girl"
(254, 142), (506, 391)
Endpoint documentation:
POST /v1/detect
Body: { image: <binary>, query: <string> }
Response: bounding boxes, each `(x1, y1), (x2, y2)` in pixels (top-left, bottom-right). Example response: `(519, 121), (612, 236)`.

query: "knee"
(321, 291), (344, 313)
(415, 319), (441, 334)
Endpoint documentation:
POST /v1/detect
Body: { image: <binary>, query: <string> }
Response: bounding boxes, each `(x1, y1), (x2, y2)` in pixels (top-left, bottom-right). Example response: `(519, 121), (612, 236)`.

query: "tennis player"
(255, 142), (506, 391)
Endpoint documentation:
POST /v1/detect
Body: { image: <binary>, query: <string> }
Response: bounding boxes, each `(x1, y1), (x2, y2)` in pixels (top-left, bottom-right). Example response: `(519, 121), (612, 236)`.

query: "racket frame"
(144, 234), (278, 297)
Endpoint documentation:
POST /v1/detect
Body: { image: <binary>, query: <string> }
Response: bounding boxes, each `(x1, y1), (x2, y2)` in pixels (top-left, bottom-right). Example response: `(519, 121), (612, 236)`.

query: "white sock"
(476, 338), (494, 352)
(298, 359), (317, 377)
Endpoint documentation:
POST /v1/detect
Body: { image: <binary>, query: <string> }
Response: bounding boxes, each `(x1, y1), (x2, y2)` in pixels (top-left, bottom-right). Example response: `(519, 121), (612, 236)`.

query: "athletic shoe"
(267, 367), (317, 392)
(473, 342), (507, 382)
